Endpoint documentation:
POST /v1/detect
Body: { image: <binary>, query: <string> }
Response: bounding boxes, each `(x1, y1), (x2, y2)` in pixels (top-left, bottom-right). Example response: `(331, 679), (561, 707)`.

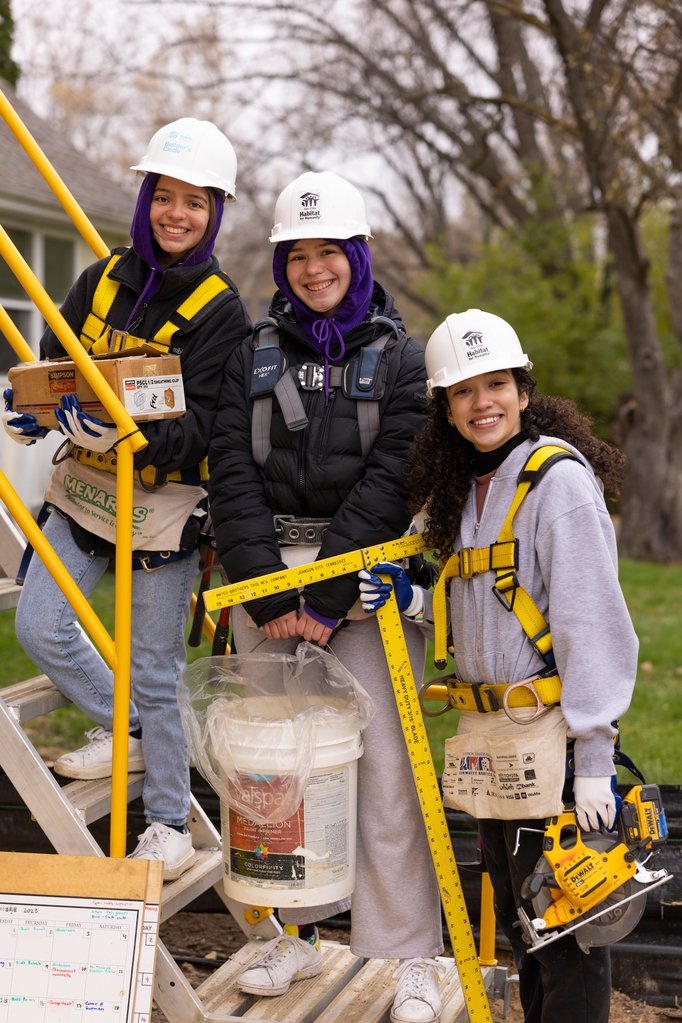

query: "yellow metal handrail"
(0, 89), (109, 260)
(1, 86), (145, 856)
(0, 303), (35, 363)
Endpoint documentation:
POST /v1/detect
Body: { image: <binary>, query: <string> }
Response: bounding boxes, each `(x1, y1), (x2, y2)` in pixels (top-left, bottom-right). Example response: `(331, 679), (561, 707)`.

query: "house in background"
(0, 83), (135, 511)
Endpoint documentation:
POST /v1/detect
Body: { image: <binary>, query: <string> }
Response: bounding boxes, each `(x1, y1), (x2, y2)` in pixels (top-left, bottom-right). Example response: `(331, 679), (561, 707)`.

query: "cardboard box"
(8, 345), (185, 429)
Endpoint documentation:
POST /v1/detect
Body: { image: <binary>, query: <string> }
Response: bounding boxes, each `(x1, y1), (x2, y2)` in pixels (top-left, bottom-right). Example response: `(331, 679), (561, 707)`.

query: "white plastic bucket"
(216, 697), (363, 907)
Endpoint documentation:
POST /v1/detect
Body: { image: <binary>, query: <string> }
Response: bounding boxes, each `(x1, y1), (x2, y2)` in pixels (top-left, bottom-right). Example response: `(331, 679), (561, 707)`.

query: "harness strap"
(357, 399), (381, 459)
(250, 319), (391, 468)
(433, 444), (579, 668)
(81, 250), (232, 357)
(443, 672), (563, 714)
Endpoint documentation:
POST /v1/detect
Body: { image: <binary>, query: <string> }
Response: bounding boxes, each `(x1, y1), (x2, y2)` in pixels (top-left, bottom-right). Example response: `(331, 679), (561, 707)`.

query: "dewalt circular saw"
(517, 784), (672, 953)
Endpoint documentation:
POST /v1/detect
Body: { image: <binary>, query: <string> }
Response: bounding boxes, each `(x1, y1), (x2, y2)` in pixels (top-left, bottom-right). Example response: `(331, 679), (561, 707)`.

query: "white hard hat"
(270, 170), (372, 243)
(425, 309), (532, 391)
(131, 117), (237, 201)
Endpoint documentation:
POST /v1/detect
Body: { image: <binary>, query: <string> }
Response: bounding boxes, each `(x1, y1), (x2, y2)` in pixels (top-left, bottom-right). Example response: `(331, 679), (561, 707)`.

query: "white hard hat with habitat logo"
(425, 309), (532, 391)
(131, 117), (238, 201)
(269, 170), (372, 242)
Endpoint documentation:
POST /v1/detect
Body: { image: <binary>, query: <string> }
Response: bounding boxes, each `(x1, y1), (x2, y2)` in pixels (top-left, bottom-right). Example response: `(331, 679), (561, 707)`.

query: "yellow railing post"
(0, 226), (144, 856)
(0, 88), (109, 260)
(478, 872), (498, 966)
(110, 442), (135, 858)
(0, 471), (115, 668)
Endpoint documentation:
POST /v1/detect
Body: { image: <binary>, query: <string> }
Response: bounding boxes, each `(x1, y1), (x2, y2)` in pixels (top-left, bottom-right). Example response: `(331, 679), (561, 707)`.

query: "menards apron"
(44, 457), (205, 552)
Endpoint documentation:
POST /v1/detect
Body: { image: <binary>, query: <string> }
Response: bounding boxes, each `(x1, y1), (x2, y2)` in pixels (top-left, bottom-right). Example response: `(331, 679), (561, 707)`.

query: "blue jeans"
(15, 508), (198, 826)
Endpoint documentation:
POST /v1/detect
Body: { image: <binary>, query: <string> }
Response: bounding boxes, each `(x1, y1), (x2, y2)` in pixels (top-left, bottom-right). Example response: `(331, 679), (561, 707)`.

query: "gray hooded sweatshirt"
(420, 436), (638, 778)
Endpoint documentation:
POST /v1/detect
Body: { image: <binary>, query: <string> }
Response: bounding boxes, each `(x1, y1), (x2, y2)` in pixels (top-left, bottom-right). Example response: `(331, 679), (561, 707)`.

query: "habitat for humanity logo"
(64, 473), (149, 524)
(298, 191), (321, 221)
(462, 329), (491, 362)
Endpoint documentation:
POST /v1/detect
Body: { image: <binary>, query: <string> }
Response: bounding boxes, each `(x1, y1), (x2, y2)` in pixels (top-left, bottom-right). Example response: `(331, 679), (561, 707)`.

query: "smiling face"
(149, 175), (211, 265)
(446, 369), (528, 452)
(285, 238), (352, 315)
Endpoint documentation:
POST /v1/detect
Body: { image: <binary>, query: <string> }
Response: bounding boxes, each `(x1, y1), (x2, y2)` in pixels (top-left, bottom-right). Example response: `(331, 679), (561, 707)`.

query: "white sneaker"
(237, 930), (322, 996)
(53, 726), (145, 780)
(391, 958), (446, 1023)
(128, 822), (197, 881)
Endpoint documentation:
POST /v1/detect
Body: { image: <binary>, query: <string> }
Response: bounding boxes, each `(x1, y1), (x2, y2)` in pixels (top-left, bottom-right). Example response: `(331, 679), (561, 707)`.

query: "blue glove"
(2, 388), (48, 444)
(358, 562), (417, 613)
(55, 394), (118, 453)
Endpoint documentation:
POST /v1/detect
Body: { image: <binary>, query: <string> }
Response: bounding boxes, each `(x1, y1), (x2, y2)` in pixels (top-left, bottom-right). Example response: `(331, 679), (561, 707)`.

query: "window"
(0, 227), (75, 372)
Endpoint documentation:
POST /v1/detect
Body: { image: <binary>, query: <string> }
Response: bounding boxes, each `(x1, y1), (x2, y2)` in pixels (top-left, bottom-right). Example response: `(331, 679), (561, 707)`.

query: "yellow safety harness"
(71, 251), (233, 487)
(429, 445), (579, 717)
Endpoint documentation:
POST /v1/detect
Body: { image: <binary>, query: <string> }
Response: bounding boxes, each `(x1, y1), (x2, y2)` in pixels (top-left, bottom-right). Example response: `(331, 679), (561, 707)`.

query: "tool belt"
(274, 515), (331, 545)
(427, 670), (562, 723)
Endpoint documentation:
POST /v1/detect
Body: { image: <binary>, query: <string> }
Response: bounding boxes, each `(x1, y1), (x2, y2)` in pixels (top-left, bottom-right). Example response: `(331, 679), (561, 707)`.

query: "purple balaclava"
(125, 172), (225, 330)
(272, 236), (374, 400)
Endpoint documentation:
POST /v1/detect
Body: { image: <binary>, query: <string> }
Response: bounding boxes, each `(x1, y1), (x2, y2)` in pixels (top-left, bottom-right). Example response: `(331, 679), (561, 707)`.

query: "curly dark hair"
(406, 368), (626, 561)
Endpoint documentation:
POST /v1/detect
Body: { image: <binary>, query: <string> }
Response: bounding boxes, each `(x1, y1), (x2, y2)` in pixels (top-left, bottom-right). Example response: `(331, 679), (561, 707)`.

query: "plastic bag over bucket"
(179, 642), (374, 824)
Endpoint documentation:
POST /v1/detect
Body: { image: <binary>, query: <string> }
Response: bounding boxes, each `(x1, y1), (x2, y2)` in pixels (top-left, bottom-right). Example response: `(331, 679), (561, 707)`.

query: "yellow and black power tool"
(518, 784), (672, 952)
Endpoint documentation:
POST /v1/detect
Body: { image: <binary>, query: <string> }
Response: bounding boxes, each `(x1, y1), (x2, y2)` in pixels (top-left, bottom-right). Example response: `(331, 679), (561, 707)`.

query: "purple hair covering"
(272, 236), (374, 400)
(125, 173), (225, 330)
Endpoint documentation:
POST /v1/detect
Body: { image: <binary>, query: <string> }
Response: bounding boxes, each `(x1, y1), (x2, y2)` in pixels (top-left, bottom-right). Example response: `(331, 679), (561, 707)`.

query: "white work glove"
(573, 775), (617, 832)
(55, 394), (118, 453)
(2, 387), (48, 445)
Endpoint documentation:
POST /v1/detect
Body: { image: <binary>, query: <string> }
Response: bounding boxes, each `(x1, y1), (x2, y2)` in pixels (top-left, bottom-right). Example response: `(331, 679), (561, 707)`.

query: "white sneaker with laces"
(128, 822), (196, 881)
(391, 957), (446, 1023)
(53, 726), (145, 780)
(237, 930), (322, 996)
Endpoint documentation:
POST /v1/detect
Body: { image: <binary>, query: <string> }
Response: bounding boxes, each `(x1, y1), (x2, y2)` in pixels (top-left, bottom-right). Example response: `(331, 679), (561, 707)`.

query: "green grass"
(0, 568), (214, 752)
(2, 558), (681, 784)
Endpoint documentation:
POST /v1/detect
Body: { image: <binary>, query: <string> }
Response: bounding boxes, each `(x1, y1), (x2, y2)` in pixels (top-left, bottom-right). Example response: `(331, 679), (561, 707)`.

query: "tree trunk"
(607, 207), (672, 560)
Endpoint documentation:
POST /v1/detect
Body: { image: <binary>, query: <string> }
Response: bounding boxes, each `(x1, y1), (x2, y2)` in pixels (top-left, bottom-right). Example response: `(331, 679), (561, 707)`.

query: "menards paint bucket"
(217, 698), (363, 908)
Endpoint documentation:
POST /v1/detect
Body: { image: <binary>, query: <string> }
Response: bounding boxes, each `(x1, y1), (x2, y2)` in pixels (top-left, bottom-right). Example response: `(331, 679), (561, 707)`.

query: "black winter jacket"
(208, 283), (427, 625)
(40, 246), (251, 478)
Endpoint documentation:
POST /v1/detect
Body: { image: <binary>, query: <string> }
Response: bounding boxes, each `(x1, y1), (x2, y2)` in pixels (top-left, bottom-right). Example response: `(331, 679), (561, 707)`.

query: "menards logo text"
(64, 473), (149, 523)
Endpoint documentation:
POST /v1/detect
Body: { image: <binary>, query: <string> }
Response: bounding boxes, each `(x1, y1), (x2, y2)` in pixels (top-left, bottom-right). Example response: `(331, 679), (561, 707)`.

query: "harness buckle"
(297, 363), (324, 390)
(135, 552), (173, 573)
(502, 676), (554, 724)
(274, 514), (330, 545)
(471, 682), (500, 713)
(493, 571), (519, 611)
(459, 547), (474, 579)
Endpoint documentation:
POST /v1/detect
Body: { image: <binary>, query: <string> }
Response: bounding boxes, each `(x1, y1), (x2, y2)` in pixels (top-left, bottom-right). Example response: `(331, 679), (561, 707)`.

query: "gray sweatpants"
(231, 605), (443, 959)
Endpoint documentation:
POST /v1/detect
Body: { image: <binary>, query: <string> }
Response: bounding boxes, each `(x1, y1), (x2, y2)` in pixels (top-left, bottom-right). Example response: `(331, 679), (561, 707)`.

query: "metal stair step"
(160, 846), (223, 922)
(0, 576), (22, 611)
(0, 674), (69, 723)
(61, 773), (146, 825)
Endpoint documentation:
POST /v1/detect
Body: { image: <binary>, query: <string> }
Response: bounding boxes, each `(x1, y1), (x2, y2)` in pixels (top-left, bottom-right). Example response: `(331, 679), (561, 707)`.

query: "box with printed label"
(8, 345), (185, 428)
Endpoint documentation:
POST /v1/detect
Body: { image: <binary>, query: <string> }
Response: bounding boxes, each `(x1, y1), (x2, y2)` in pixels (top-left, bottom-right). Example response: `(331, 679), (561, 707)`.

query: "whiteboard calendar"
(0, 893), (145, 1022)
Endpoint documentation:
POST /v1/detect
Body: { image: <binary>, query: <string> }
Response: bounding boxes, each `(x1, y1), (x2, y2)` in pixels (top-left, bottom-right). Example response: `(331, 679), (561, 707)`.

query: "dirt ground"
(152, 911), (675, 1022)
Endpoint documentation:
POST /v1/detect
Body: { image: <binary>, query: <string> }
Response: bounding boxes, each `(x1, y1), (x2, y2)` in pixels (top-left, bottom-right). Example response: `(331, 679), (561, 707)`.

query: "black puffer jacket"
(208, 283), (427, 625)
(40, 246), (251, 477)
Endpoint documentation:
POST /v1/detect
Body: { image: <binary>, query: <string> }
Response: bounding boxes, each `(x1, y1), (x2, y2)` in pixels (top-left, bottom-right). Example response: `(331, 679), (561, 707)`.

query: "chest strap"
(250, 319), (391, 468)
(81, 251), (232, 356)
(432, 444), (579, 669)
